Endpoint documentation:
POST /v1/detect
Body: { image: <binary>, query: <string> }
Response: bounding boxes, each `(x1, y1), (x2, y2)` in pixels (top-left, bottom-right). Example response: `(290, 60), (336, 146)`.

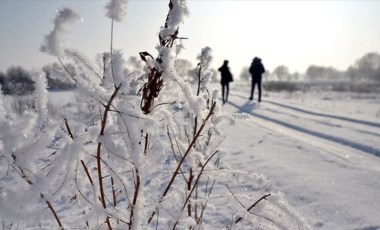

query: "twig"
(225, 184), (246, 209)
(106, 217), (112, 230)
(196, 50), (205, 97)
(143, 132), (149, 156)
(57, 56), (75, 80)
(75, 162), (93, 205)
(197, 179), (215, 226)
(64, 118), (74, 139)
(110, 19), (116, 87)
(81, 160), (93, 185)
(181, 151), (219, 212)
(41, 193), (63, 229)
(173, 150), (219, 229)
(52, 172), (68, 196)
(95, 84), (121, 230)
(128, 168), (140, 230)
(97, 84), (121, 208)
(235, 194), (271, 224)
(99, 157), (131, 207)
(111, 177), (117, 207)
(187, 168), (194, 217)
(167, 126), (188, 182)
(148, 102), (216, 224)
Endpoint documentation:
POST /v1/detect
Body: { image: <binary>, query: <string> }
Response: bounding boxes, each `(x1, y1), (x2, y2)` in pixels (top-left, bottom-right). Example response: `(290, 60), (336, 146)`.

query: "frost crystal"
(161, 0), (189, 37)
(197, 46), (212, 70)
(105, 0), (128, 22)
(40, 7), (80, 57)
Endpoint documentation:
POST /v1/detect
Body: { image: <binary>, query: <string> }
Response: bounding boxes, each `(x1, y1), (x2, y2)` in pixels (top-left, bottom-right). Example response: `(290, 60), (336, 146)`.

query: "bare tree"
(348, 52), (380, 82)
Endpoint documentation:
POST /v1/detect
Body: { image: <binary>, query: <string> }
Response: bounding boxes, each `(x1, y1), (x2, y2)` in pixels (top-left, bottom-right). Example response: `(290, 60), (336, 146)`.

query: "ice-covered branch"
(161, 0), (189, 39)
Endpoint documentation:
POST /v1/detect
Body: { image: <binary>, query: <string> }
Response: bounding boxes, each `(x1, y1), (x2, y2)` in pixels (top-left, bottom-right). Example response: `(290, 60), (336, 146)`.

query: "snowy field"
(2, 0), (380, 228)
(2, 83), (379, 229)
(48, 82), (380, 229)
(48, 83), (380, 229)
(220, 83), (380, 230)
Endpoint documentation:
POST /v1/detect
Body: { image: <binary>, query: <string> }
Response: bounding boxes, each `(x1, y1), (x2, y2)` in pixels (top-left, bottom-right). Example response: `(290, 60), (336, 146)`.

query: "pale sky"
(1, 0), (380, 76)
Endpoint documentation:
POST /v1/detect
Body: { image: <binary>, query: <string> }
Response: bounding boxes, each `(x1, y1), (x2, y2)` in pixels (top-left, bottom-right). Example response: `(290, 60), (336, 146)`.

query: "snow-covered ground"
(48, 83), (380, 229)
(2, 83), (379, 229)
(220, 83), (380, 230)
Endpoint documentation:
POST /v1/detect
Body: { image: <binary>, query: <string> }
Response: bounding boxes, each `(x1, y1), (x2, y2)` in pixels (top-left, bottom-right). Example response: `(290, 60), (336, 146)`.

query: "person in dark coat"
(218, 60), (233, 104)
(249, 57), (265, 102)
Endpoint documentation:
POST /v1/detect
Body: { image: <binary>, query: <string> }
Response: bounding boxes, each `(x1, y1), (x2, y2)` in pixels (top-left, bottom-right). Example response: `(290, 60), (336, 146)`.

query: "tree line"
(240, 52), (380, 83)
(1, 52), (379, 95)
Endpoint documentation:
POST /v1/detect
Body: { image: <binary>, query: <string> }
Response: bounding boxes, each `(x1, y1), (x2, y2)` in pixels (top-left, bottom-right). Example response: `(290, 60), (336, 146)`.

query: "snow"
(40, 7), (81, 57)
(7, 83), (378, 229)
(220, 82), (380, 229)
(2, 0), (380, 227)
(105, 0), (128, 22)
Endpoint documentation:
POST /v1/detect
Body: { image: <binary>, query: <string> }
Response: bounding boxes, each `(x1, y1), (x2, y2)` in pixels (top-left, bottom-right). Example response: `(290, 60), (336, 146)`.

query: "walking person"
(218, 60), (233, 104)
(249, 57), (265, 102)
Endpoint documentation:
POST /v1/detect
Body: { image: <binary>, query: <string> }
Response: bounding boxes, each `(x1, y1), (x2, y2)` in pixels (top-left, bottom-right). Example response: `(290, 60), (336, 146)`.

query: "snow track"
(221, 87), (380, 230)
(228, 99), (380, 172)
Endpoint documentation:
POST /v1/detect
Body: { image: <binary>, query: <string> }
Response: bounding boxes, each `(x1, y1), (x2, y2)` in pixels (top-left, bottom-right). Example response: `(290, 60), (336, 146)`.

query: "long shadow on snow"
(262, 106), (380, 138)
(226, 100), (380, 158)
(265, 100), (380, 128)
(353, 227), (380, 230)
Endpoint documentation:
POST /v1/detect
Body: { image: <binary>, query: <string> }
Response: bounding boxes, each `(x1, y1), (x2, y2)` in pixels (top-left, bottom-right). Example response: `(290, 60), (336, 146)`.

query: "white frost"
(105, 0), (128, 22)
(40, 7), (80, 57)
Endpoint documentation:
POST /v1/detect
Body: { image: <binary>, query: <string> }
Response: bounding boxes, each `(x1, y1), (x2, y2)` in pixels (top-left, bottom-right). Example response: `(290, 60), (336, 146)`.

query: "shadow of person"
(224, 99), (258, 115)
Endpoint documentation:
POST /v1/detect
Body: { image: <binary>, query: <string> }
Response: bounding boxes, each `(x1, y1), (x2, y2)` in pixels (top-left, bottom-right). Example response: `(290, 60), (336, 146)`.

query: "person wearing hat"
(218, 60), (233, 104)
(249, 57), (265, 102)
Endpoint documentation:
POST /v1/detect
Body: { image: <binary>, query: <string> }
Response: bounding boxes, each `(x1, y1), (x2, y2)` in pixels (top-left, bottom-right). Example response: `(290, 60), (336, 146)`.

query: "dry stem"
(95, 84), (121, 229)
(148, 102), (217, 224)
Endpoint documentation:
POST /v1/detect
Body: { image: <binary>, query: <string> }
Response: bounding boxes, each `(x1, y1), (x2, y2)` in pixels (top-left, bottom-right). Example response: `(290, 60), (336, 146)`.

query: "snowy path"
(220, 85), (380, 230)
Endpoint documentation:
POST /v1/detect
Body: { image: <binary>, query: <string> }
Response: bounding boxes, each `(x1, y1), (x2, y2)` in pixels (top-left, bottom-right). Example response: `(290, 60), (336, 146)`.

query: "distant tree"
(347, 52), (380, 82)
(273, 65), (291, 81)
(306, 65), (324, 81)
(306, 65), (344, 82)
(0, 72), (5, 85)
(42, 63), (76, 90)
(0, 66), (35, 95)
(239, 66), (250, 81)
(292, 71), (301, 81)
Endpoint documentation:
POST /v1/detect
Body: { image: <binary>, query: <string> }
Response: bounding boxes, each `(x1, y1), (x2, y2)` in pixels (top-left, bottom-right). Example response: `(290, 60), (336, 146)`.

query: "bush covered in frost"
(0, 0), (310, 229)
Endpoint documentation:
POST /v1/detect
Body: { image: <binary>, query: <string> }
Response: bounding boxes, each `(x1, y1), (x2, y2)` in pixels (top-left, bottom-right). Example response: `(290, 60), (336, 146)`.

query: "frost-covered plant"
(105, 0), (127, 22)
(0, 0), (310, 229)
(40, 7), (81, 57)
